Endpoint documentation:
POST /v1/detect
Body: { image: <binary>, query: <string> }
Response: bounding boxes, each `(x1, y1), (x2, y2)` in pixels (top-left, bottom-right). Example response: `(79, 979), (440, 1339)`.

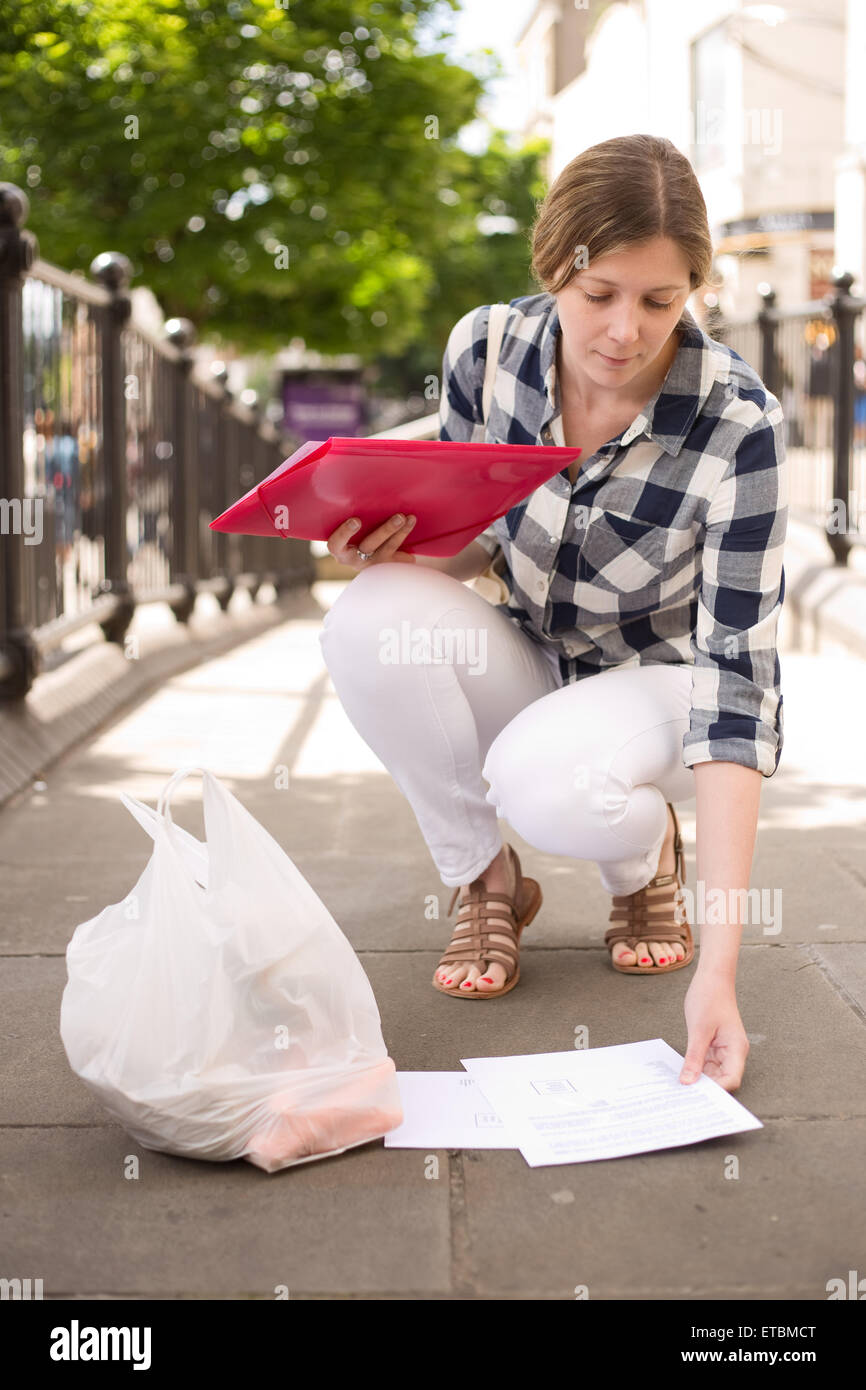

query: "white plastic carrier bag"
(60, 765), (403, 1172)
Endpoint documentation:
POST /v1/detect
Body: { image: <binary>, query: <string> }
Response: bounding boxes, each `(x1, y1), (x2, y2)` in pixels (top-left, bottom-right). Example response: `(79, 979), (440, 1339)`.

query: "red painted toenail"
(641, 957), (650, 963)
(659, 957), (667, 964)
(480, 976), (493, 983)
(444, 978), (452, 984)
(461, 981), (472, 988)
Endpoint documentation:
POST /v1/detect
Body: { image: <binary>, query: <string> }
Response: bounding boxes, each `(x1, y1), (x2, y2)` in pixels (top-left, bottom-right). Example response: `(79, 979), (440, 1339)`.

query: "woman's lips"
(597, 351), (636, 366)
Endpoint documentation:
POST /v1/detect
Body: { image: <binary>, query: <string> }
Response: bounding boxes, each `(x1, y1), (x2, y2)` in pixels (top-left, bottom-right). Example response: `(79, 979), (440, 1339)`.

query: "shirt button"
(548, 535), (557, 545)
(541, 425), (552, 441)
(537, 581), (545, 592)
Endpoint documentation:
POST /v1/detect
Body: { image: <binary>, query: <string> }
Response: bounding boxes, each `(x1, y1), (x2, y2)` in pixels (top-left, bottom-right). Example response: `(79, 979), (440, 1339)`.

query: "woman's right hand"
(326, 512), (418, 572)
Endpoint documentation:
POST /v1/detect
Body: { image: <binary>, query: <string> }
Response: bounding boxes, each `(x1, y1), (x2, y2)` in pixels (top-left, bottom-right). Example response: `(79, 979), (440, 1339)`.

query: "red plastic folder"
(208, 436), (582, 557)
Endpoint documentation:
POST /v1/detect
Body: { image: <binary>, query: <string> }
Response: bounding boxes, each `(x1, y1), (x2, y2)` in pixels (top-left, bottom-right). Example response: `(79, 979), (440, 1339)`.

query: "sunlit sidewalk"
(1, 578), (865, 1299)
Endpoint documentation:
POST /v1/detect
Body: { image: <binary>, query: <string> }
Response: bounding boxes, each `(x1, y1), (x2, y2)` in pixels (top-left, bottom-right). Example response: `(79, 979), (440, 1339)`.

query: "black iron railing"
(0, 182), (313, 700)
(713, 270), (866, 565)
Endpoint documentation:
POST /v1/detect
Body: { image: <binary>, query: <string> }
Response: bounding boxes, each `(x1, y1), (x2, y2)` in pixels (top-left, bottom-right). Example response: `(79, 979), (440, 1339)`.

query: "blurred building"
(834, 0), (866, 300)
(514, 0), (852, 315)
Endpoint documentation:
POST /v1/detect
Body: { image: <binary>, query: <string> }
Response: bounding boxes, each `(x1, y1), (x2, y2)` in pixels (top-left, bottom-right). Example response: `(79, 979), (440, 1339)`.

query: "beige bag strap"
(481, 302), (509, 427)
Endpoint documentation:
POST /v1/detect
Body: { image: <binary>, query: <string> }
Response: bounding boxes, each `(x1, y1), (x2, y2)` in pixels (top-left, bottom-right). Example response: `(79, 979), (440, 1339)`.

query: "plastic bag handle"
(156, 765), (212, 825)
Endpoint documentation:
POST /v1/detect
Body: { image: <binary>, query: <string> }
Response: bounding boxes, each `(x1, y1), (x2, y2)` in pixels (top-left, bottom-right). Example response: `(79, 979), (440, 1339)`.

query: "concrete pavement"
(1, 572), (866, 1300)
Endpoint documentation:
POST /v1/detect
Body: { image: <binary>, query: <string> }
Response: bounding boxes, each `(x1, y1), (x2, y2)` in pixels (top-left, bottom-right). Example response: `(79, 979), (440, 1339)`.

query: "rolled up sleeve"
(682, 400), (788, 779)
(438, 304), (499, 556)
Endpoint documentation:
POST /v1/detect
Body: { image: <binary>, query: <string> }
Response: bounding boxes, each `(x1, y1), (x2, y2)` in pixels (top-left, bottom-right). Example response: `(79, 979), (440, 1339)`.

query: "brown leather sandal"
(432, 843), (542, 999)
(604, 802), (695, 975)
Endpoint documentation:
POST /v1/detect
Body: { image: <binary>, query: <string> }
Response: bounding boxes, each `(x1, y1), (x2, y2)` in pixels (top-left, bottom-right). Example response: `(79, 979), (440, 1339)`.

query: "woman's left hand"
(678, 971), (750, 1092)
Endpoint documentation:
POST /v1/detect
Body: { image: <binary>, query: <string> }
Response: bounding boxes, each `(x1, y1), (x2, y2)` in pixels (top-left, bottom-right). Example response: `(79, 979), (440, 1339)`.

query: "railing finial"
(89, 251), (133, 292)
(164, 316), (197, 351)
(831, 266), (855, 295)
(0, 182), (29, 227)
(757, 281), (776, 308)
(0, 183), (37, 270)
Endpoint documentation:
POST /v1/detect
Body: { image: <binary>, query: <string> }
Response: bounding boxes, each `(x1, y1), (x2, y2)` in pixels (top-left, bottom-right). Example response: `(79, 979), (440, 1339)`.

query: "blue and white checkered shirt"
(438, 293), (788, 779)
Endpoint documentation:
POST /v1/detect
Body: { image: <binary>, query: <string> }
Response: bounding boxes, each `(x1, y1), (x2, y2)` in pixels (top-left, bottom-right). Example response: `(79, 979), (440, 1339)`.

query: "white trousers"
(318, 562), (696, 895)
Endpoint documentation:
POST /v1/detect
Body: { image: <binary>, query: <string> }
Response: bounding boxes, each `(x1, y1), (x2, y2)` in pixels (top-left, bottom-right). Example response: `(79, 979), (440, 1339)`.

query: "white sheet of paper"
(383, 1072), (517, 1148)
(460, 1039), (762, 1167)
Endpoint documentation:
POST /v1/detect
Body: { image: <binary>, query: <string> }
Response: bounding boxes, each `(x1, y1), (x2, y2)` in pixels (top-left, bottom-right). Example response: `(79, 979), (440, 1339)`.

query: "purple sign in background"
(282, 379), (367, 440)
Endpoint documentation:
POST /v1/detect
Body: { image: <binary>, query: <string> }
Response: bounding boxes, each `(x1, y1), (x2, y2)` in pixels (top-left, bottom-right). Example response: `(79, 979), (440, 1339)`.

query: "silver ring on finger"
(356, 548), (373, 561)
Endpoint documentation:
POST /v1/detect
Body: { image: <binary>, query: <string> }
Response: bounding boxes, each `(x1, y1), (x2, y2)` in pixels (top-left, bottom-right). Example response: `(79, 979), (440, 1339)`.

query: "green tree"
(0, 0), (549, 375)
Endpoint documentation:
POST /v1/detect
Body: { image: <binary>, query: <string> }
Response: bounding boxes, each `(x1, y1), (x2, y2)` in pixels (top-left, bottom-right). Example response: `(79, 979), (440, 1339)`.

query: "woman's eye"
(581, 292), (674, 311)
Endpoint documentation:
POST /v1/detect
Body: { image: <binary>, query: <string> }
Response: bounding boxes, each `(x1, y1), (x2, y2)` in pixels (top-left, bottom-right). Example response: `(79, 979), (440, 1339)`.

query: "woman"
(319, 134), (787, 1094)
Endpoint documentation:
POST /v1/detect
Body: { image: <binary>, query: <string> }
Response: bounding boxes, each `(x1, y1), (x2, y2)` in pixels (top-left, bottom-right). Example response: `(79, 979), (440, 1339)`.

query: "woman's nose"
(605, 313), (640, 345)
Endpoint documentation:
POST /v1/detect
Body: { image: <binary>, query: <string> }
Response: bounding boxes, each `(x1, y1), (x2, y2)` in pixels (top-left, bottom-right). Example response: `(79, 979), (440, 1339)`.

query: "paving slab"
(284, 827), (866, 952)
(0, 1128), (450, 1298)
(5, 777), (864, 958)
(457, 1119), (866, 1300)
(811, 943), (866, 1019)
(0, 958), (105, 1125)
(0, 857), (150, 955)
(362, 944), (866, 1118)
(0, 586), (318, 808)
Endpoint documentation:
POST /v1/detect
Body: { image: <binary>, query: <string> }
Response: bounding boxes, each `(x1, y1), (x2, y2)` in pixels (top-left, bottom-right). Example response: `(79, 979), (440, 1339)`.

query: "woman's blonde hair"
(530, 133), (721, 299)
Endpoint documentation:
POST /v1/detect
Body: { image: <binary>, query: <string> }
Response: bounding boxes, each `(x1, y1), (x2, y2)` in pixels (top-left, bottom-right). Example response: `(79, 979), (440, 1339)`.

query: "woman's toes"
(476, 931), (514, 990)
(632, 941), (655, 967)
(647, 942), (669, 966)
(476, 962), (507, 991)
(669, 941), (685, 961)
(613, 943), (637, 966)
(460, 966), (482, 992)
(443, 964), (468, 987)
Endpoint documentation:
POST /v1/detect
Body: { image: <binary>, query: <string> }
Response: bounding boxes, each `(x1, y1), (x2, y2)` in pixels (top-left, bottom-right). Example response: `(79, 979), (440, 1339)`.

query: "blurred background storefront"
(512, 0), (857, 319)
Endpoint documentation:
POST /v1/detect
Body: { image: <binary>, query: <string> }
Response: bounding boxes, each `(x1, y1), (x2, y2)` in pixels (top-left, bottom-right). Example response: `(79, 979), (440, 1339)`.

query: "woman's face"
(554, 236), (694, 399)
